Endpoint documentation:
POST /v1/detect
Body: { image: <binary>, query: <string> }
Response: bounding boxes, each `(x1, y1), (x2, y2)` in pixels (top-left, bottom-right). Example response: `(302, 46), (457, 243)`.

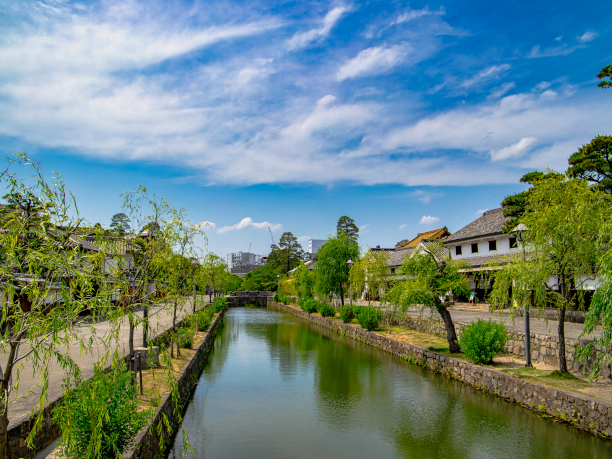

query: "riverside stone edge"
(269, 302), (612, 441)
(123, 307), (225, 459)
(7, 304), (222, 459)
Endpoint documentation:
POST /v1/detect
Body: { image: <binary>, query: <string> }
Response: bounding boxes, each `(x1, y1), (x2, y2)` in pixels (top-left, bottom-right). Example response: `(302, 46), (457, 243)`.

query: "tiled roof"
(397, 227), (451, 248)
(457, 253), (516, 268)
(444, 208), (509, 243)
(389, 247), (413, 266)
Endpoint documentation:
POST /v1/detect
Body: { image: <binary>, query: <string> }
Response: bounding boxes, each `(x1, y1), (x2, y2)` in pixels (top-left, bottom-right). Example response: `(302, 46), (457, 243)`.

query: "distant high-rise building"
(226, 251), (268, 276)
(308, 239), (325, 255)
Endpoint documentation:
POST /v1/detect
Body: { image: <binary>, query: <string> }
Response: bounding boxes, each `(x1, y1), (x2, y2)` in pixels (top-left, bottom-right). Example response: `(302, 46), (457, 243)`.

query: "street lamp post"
(347, 259), (353, 306)
(514, 224), (532, 367)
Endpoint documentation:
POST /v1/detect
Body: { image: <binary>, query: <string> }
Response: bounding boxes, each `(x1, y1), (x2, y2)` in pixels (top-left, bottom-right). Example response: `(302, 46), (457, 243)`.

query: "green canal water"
(169, 307), (612, 458)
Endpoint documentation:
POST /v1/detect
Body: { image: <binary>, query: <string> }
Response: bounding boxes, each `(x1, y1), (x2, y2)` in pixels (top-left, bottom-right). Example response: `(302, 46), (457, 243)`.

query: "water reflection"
(170, 307), (612, 459)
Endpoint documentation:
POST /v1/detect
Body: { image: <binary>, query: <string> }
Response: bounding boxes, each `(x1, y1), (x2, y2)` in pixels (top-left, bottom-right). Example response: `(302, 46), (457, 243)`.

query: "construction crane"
(268, 226), (275, 245)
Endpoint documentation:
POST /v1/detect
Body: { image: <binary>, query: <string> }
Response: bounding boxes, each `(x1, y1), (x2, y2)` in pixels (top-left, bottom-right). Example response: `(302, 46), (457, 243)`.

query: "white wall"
(447, 234), (517, 260)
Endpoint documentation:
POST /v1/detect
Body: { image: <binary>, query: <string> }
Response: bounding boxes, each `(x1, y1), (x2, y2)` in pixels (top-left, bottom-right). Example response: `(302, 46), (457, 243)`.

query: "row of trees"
(0, 154), (234, 458)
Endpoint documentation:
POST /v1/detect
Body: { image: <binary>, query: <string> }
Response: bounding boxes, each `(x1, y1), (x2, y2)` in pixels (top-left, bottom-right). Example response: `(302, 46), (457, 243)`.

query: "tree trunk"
(0, 403), (8, 459)
(558, 306), (567, 373)
(437, 304), (460, 353)
(340, 285), (344, 307)
(128, 315), (135, 356)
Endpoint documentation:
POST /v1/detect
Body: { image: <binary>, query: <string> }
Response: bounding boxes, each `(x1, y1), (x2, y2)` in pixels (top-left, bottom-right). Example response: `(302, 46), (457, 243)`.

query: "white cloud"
(199, 221), (216, 230)
(534, 81), (551, 91)
(419, 215), (440, 225)
(359, 224), (370, 233)
(528, 44), (583, 58)
(490, 136), (537, 161)
(337, 44), (410, 81)
(461, 64), (511, 88)
(406, 189), (443, 204)
(287, 6), (349, 50)
(217, 217), (282, 234)
(475, 209), (488, 216)
(391, 6), (445, 26)
(554, 36), (563, 42)
(488, 82), (515, 99)
(578, 31), (597, 43)
(399, 223), (407, 230)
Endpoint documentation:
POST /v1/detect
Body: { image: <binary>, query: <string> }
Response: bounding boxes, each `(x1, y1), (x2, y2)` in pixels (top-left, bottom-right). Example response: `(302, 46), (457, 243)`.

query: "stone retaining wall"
(124, 308), (225, 459)
(269, 302), (612, 440)
(398, 314), (611, 378)
(7, 307), (211, 459)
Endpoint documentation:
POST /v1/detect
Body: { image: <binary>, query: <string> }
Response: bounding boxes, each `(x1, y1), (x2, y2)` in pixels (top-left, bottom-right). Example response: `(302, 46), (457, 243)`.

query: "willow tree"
(315, 232), (360, 307)
(201, 253), (228, 301)
(0, 155), (112, 458)
(386, 242), (469, 353)
(349, 249), (392, 329)
(489, 175), (609, 373)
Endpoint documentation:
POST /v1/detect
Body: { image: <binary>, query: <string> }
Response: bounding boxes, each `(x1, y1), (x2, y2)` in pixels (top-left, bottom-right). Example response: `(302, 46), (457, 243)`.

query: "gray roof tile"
(444, 208), (509, 243)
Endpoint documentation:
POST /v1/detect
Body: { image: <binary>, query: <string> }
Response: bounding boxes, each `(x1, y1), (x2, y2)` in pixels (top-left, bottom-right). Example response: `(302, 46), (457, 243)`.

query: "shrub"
(318, 303), (336, 317)
(340, 305), (355, 323)
(356, 307), (383, 331)
(179, 326), (195, 349)
(54, 362), (151, 459)
(273, 293), (280, 302)
(195, 306), (214, 331)
(212, 296), (226, 313)
(458, 319), (507, 364)
(301, 298), (319, 313)
(281, 295), (291, 305)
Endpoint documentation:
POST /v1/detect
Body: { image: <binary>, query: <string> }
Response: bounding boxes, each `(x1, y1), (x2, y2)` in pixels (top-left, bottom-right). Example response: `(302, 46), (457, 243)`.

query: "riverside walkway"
(2, 297), (202, 430)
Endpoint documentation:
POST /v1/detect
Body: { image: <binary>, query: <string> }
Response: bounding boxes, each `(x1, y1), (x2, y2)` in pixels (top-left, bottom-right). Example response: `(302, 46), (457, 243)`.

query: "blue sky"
(0, 0), (610, 256)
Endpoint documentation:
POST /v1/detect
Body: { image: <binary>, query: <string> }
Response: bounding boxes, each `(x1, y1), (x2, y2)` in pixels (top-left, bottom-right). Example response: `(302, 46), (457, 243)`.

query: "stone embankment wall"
(398, 314), (610, 378)
(269, 302), (612, 440)
(7, 307), (212, 459)
(125, 308), (225, 459)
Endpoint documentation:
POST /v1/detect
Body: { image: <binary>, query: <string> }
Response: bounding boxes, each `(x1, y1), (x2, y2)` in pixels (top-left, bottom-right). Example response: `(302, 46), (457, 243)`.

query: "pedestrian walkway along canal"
(169, 307), (612, 458)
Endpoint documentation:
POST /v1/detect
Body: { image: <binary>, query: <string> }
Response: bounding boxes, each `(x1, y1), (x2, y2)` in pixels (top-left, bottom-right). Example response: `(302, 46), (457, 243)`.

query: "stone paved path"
(2, 297), (203, 429)
(403, 307), (602, 341)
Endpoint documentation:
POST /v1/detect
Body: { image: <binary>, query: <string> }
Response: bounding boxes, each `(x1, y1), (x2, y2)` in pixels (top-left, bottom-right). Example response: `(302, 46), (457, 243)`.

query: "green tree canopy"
(109, 212), (131, 234)
(385, 242), (469, 353)
(598, 64), (612, 89)
(336, 215), (359, 242)
(490, 176), (610, 373)
(240, 264), (281, 291)
(314, 232), (360, 306)
(395, 239), (409, 247)
(567, 135), (612, 194)
(500, 170), (565, 232)
(267, 232), (304, 274)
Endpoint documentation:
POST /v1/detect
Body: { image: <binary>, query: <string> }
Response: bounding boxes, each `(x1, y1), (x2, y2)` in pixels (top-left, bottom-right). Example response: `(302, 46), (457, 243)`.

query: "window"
(489, 240), (497, 251)
(509, 237), (517, 248)
(471, 243), (478, 253)
(456, 246), (462, 256)
(390, 268), (396, 274)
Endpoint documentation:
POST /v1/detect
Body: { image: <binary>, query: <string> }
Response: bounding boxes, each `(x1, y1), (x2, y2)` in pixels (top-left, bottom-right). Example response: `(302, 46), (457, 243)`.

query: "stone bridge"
(226, 291), (274, 307)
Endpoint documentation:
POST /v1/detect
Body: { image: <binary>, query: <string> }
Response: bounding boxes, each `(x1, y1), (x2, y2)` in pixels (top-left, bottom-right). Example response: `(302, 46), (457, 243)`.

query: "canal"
(169, 307), (612, 458)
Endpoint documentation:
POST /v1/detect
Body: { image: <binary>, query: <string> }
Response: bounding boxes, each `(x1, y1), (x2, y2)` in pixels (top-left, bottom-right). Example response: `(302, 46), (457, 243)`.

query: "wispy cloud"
(488, 82), (516, 99)
(420, 215), (440, 225)
(578, 31), (597, 43)
(475, 209), (488, 216)
(287, 6), (349, 50)
(407, 189), (443, 204)
(490, 136), (537, 161)
(527, 44), (583, 58)
(461, 64), (511, 88)
(359, 224), (370, 233)
(337, 44), (410, 81)
(217, 217), (282, 234)
(399, 223), (407, 230)
(199, 221), (216, 230)
(391, 6), (445, 26)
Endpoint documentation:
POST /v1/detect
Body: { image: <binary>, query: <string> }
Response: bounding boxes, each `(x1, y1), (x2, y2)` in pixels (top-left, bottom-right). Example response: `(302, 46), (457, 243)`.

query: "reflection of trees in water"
(181, 308), (612, 459)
